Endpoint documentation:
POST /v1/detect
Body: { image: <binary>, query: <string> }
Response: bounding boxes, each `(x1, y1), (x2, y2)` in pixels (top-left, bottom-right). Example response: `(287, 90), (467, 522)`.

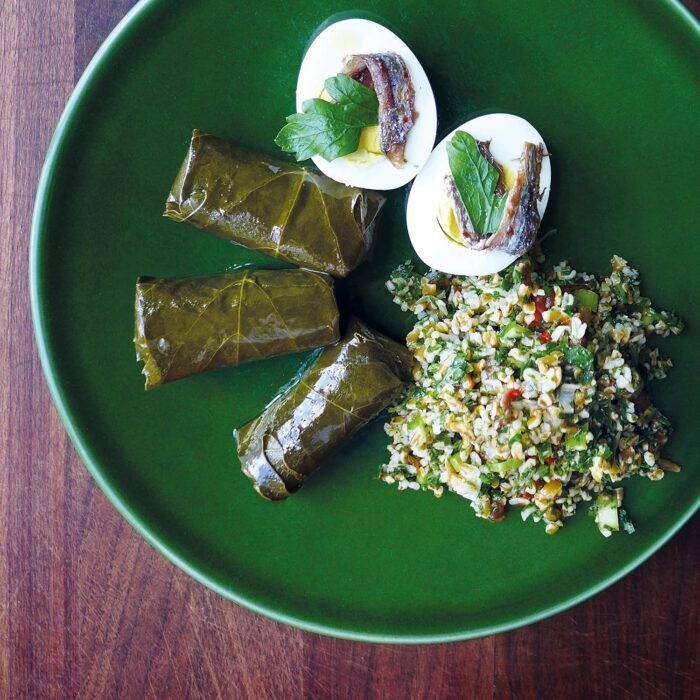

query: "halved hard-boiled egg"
(407, 113), (551, 275)
(296, 18), (438, 190)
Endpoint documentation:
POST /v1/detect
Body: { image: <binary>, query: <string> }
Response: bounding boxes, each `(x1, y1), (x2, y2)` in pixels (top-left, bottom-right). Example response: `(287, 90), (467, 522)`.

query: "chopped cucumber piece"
(486, 458), (523, 475)
(448, 455), (464, 471)
(407, 416), (428, 448)
(594, 493), (619, 536)
(499, 321), (529, 339)
(566, 422), (589, 450)
(573, 288), (599, 311)
(640, 309), (663, 325)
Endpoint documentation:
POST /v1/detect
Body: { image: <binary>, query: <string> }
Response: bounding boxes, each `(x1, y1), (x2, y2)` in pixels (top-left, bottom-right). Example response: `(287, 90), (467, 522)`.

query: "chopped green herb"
(494, 346), (510, 363)
(441, 353), (472, 385)
(537, 443), (553, 459)
(501, 267), (523, 291)
(618, 508), (636, 534)
(565, 422), (589, 451)
(565, 345), (594, 380)
(534, 341), (568, 358)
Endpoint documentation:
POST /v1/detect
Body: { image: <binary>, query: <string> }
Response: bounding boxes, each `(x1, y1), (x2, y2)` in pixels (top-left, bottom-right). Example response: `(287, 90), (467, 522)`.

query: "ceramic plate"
(31, 0), (699, 641)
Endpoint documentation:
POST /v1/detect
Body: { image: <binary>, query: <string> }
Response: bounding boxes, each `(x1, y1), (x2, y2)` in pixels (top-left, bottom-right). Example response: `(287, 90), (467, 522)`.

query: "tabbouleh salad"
(382, 254), (682, 535)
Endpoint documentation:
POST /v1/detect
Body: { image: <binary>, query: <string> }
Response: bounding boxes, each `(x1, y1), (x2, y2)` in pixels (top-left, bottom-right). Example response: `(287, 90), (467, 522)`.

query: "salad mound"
(382, 255), (682, 535)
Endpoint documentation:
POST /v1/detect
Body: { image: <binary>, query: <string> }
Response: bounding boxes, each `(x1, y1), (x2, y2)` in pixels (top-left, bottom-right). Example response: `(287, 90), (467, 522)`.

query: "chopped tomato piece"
(539, 330), (552, 343)
(531, 294), (553, 326)
(487, 499), (507, 521)
(503, 387), (523, 407)
(533, 297), (546, 324)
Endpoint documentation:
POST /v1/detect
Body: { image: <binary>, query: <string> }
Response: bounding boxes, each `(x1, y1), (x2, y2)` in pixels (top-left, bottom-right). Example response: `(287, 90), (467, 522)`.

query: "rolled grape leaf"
(134, 268), (340, 390)
(235, 317), (414, 500)
(164, 130), (386, 277)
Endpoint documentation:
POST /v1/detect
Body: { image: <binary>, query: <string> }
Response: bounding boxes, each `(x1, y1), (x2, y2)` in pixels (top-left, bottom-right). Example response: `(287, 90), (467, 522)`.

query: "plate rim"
(30, 0), (700, 643)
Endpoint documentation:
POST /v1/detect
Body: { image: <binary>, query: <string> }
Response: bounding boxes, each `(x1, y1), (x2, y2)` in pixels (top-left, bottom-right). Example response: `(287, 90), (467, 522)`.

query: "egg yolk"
(358, 125), (382, 154)
(346, 125), (383, 163)
(502, 165), (515, 190)
(437, 199), (462, 243)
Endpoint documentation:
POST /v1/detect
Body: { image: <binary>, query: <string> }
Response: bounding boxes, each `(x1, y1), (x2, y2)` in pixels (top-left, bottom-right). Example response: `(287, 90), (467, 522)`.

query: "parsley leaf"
(324, 74), (379, 125)
(447, 131), (506, 236)
(275, 99), (360, 161)
(275, 74), (379, 162)
(501, 266), (523, 291)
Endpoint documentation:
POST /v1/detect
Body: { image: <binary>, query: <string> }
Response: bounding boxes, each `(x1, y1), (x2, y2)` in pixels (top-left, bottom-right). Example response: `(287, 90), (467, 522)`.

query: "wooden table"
(2, 1), (698, 697)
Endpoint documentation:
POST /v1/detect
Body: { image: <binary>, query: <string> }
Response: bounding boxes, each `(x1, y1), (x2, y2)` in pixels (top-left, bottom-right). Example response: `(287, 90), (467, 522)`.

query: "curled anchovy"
(480, 142), (544, 255)
(445, 142), (544, 256)
(477, 140), (507, 196)
(344, 52), (415, 167)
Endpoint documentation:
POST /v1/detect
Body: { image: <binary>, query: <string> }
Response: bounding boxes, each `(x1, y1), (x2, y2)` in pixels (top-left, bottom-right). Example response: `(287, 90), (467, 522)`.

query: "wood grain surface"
(1, 1), (698, 698)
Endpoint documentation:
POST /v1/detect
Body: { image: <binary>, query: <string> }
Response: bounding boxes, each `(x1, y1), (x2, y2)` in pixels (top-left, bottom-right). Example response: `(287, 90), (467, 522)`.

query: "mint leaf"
(447, 131), (506, 236)
(275, 74), (379, 162)
(324, 73), (379, 126)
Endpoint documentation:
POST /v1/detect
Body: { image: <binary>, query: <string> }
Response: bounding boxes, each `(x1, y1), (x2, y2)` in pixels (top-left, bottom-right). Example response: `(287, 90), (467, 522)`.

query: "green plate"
(31, 0), (699, 642)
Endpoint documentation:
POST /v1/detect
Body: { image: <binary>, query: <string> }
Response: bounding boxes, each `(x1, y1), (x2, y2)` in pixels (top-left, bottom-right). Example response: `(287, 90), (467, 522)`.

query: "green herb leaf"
(537, 443), (553, 459)
(447, 131), (507, 236)
(501, 266), (523, 291)
(275, 99), (361, 161)
(275, 74), (379, 162)
(565, 422), (589, 451)
(508, 431), (523, 446)
(494, 346), (509, 363)
(324, 73), (379, 125)
(448, 353), (472, 381)
(565, 345), (594, 380)
(618, 508), (636, 534)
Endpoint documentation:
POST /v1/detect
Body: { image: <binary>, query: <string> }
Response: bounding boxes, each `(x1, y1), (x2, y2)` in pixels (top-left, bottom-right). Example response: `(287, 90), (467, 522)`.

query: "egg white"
(296, 18), (437, 190)
(406, 113), (551, 276)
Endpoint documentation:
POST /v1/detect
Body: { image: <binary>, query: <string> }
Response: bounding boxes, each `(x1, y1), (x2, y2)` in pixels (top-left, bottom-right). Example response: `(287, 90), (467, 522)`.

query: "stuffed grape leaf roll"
(235, 317), (414, 500)
(134, 268), (340, 390)
(164, 130), (386, 277)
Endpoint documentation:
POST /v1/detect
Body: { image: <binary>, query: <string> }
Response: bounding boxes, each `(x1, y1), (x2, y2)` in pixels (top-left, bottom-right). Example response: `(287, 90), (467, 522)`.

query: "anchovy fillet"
(344, 52), (416, 167)
(444, 175), (479, 245)
(480, 142), (544, 255)
(477, 140), (507, 197)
